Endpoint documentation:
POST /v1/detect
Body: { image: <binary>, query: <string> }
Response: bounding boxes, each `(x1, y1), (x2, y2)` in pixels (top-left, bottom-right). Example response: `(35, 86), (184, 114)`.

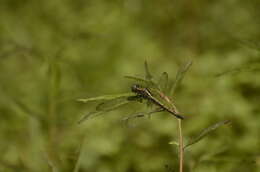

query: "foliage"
(0, 0), (259, 171)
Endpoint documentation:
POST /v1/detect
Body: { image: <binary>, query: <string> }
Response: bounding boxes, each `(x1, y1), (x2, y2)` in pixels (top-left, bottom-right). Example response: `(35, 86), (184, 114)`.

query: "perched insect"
(78, 61), (192, 123)
(130, 84), (183, 119)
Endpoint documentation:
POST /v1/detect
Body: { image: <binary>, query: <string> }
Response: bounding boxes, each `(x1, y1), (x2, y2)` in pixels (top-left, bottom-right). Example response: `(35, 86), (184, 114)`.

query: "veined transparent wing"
(168, 61), (192, 96)
(124, 61), (159, 89)
(78, 93), (142, 124)
(124, 75), (159, 89)
(122, 108), (164, 123)
(78, 92), (136, 124)
(95, 95), (142, 111)
(78, 99), (135, 124)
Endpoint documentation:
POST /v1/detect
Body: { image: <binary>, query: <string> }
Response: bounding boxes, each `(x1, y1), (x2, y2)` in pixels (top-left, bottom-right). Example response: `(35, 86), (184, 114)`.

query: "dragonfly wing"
(78, 96), (142, 123)
(124, 75), (150, 83)
(77, 92), (136, 103)
(96, 96), (137, 111)
(124, 61), (161, 90)
(158, 72), (169, 93)
(169, 61), (192, 96)
(124, 75), (159, 89)
(121, 108), (164, 122)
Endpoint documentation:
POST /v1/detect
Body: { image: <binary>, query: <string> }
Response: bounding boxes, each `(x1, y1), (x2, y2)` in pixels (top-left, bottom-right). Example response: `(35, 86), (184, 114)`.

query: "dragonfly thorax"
(131, 84), (152, 98)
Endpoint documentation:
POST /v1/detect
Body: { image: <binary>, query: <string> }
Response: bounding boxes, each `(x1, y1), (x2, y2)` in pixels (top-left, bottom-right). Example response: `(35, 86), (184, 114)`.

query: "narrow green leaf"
(184, 120), (231, 149)
(77, 92), (135, 103)
(11, 98), (43, 120)
(78, 111), (103, 124)
(169, 60), (192, 96)
(169, 141), (179, 146)
(158, 72), (169, 93)
(144, 60), (153, 80)
(73, 137), (85, 172)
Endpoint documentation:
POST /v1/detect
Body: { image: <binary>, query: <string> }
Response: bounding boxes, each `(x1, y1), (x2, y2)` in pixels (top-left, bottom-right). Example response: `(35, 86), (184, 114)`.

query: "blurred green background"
(0, 0), (259, 171)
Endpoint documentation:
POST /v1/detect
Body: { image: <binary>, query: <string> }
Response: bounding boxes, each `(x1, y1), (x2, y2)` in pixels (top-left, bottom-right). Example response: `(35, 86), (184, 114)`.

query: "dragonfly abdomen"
(131, 84), (184, 119)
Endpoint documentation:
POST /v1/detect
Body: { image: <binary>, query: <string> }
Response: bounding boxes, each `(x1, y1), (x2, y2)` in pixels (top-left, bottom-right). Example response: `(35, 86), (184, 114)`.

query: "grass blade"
(158, 72), (169, 93)
(184, 120), (231, 149)
(169, 61), (192, 96)
(144, 60), (153, 80)
(77, 92), (135, 103)
(72, 137), (85, 172)
(77, 111), (103, 124)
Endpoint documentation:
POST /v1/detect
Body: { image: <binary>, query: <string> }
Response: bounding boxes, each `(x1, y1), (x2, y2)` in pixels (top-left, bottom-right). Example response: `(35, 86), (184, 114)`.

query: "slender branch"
(178, 119), (184, 172)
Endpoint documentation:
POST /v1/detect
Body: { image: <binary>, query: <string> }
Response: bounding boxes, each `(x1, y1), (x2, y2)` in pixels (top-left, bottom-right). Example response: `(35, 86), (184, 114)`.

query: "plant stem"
(46, 60), (61, 172)
(178, 119), (184, 172)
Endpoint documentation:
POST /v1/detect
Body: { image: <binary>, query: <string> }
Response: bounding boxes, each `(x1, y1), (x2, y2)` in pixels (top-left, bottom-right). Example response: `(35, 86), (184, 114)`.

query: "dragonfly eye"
(131, 84), (141, 92)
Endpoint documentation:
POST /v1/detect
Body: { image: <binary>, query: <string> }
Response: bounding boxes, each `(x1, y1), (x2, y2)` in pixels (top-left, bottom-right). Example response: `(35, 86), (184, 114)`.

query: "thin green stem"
(178, 119), (184, 172)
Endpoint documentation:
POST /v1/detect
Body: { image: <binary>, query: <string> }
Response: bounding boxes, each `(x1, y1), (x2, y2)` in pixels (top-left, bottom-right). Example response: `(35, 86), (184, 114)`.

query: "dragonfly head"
(131, 84), (142, 93)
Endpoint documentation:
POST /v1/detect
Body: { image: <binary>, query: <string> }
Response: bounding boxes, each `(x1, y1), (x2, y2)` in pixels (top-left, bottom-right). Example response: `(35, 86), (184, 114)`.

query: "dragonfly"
(77, 61), (192, 124)
(130, 84), (183, 119)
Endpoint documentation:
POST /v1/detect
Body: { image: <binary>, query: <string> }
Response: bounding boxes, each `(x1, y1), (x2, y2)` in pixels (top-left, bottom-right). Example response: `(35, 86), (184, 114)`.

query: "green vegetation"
(0, 0), (259, 171)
